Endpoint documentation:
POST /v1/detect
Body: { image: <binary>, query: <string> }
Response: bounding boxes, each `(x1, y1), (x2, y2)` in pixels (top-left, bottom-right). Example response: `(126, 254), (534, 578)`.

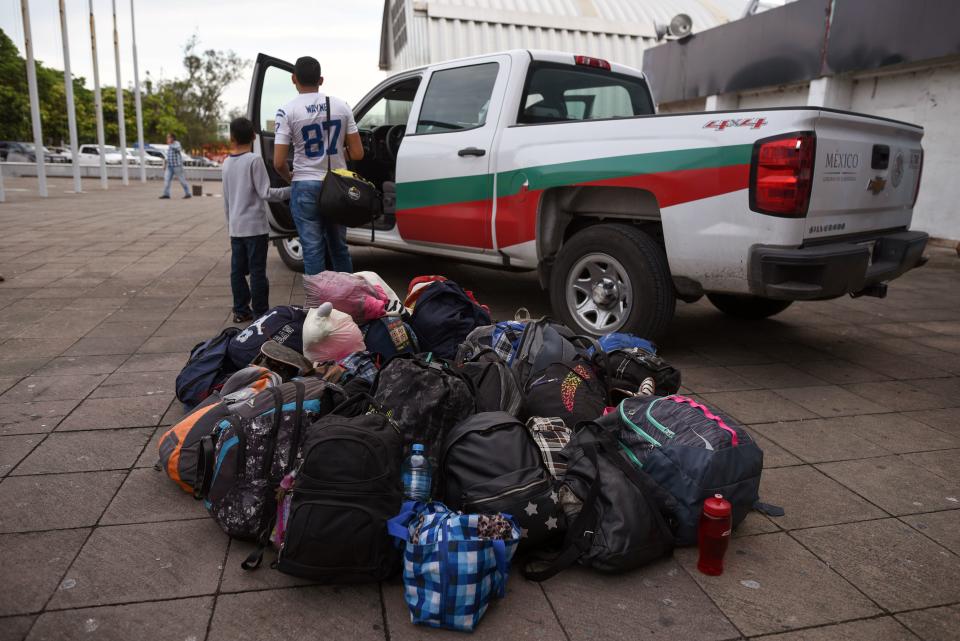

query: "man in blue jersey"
(273, 56), (364, 274)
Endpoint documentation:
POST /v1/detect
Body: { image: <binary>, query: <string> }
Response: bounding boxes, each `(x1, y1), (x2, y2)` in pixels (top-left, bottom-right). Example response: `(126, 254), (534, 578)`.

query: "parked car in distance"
(78, 144), (124, 166)
(194, 156), (220, 168)
(126, 147), (163, 166)
(48, 146), (73, 163)
(3, 142), (56, 163)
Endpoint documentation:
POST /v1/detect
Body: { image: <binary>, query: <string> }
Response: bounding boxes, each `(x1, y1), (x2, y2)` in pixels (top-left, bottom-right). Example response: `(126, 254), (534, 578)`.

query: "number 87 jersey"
(274, 92), (359, 181)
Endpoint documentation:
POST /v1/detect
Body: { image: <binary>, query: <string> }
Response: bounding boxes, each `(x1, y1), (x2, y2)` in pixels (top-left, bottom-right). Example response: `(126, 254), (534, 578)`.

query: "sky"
(0, 0), (388, 114)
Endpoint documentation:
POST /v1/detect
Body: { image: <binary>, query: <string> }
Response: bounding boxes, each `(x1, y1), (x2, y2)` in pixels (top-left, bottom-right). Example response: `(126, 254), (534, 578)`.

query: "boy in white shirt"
(272, 56), (364, 275)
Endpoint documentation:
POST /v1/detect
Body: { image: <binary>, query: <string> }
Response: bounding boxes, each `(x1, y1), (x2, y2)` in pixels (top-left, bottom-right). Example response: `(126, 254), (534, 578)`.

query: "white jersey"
(274, 92), (358, 182)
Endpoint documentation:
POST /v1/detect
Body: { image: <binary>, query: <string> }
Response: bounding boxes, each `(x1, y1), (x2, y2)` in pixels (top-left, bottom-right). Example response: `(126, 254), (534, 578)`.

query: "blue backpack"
(410, 281), (491, 360)
(176, 327), (241, 409)
(227, 306), (307, 370)
(360, 316), (419, 359)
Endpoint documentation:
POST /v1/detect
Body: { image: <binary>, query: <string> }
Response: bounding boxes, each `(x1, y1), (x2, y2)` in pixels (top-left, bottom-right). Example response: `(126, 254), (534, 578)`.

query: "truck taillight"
(912, 150), (923, 206)
(749, 132), (816, 217)
(574, 55), (611, 70)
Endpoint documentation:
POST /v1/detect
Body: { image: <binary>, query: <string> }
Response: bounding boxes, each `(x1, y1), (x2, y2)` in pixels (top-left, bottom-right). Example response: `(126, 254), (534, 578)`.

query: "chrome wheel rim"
(565, 252), (632, 334)
(283, 238), (303, 262)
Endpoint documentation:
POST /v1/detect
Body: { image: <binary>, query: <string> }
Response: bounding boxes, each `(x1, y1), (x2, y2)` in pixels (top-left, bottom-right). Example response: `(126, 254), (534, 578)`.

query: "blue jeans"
(290, 180), (353, 275)
(230, 235), (269, 316)
(162, 165), (191, 196)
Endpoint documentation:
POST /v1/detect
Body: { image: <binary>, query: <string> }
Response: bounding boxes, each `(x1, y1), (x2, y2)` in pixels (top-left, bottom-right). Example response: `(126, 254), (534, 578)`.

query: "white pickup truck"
(249, 50), (927, 338)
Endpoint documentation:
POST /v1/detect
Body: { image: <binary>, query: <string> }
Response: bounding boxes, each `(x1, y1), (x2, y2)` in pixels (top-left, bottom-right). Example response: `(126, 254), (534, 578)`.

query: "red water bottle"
(697, 494), (732, 576)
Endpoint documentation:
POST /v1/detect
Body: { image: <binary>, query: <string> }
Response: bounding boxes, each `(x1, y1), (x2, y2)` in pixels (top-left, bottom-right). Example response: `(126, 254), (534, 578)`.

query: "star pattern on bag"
(524, 502), (538, 516)
(550, 490), (559, 504)
(545, 516), (558, 530)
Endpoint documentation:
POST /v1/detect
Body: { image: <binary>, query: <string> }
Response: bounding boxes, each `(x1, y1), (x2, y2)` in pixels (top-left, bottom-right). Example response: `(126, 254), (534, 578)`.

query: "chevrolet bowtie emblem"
(867, 176), (887, 194)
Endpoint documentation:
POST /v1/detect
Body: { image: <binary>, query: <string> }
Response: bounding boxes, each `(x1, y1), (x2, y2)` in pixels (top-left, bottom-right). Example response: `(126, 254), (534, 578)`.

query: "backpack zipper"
(463, 476), (549, 508)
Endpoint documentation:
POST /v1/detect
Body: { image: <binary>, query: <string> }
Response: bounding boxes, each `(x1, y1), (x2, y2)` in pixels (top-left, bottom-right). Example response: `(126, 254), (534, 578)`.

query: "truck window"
(415, 63), (499, 134)
(259, 65), (299, 133)
(518, 63), (654, 124)
(356, 77), (420, 129)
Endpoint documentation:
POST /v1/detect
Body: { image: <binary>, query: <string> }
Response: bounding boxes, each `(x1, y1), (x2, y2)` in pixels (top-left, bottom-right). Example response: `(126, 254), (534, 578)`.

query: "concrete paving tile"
(84, 321), (164, 340)
(26, 597), (214, 641)
(383, 576), (567, 641)
(675, 533), (879, 636)
(773, 385), (887, 417)
(681, 367), (759, 393)
(0, 615), (35, 641)
(908, 375), (960, 399)
(793, 359), (892, 385)
(850, 413), (960, 454)
(0, 529), (89, 615)
(57, 396), (169, 431)
(62, 336), (146, 357)
(0, 471), (125, 533)
(0, 375), (106, 404)
(134, 426), (165, 468)
(840, 353), (948, 381)
(915, 334), (960, 354)
(902, 408), (960, 436)
(154, 319), (225, 337)
(0, 359), (51, 378)
(12, 428), (152, 475)
(89, 370), (175, 399)
(896, 604), (960, 641)
(0, 434), (42, 476)
(901, 510), (960, 556)
(749, 341), (834, 363)
(728, 364), (827, 389)
(758, 617), (917, 641)
(690, 344), (777, 366)
(219, 540), (316, 593)
(842, 380), (954, 412)
(100, 467), (207, 525)
(0, 338), (78, 359)
(62, 297), (126, 311)
(0, 378), (19, 395)
(540, 559), (739, 641)
(793, 519), (960, 611)
(733, 510), (781, 537)
(159, 400), (186, 426)
(760, 466), (887, 529)
(699, 390), (817, 424)
(749, 431), (803, 468)
(114, 352), (184, 373)
(48, 519), (227, 609)
(136, 335), (203, 354)
(208, 586), (384, 641)
(816, 456), (960, 515)
(33, 355), (127, 377)
(901, 449), (960, 482)
(752, 418), (890, 464)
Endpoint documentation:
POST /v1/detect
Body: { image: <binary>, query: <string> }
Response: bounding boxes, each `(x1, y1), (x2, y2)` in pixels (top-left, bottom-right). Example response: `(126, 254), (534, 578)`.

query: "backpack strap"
(192, 434), (217, 500)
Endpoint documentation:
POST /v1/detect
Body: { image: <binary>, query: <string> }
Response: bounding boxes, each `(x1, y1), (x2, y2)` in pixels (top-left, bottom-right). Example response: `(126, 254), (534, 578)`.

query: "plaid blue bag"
(388, 501), (521, 632)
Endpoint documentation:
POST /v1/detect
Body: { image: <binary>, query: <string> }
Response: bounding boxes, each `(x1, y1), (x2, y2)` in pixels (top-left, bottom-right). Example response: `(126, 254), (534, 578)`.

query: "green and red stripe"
(395, 143), (753, 249)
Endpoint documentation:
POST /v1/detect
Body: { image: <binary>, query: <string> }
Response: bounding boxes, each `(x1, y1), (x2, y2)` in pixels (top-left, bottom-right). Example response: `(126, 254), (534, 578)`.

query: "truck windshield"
(519, 62), (654, 125)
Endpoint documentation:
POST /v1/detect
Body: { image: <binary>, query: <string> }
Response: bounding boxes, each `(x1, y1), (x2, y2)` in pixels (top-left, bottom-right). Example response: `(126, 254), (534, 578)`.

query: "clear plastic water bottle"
(402, 444), (431, 502)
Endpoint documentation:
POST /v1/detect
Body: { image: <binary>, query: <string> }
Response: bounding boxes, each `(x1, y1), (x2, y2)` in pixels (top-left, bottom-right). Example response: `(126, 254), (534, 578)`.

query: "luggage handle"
(192, 434), (216, 500)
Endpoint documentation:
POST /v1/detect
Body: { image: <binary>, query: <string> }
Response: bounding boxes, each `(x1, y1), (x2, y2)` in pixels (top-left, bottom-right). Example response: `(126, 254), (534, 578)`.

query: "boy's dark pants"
(230, 234), (269, 317)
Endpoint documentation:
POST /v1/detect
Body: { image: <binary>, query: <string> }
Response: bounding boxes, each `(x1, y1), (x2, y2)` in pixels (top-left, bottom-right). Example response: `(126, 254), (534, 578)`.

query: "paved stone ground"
(0, 177), (958, 641)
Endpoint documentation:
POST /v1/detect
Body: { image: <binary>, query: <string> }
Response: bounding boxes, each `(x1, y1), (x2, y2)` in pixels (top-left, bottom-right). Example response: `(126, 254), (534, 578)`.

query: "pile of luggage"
(160, 271), (772, 633)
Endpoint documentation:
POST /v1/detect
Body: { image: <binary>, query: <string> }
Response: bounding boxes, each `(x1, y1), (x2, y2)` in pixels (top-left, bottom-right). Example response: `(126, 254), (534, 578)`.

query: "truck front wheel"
(274, 238), (305, 273)
(549, 224), (675, 338)
(707, 294), (792, 319)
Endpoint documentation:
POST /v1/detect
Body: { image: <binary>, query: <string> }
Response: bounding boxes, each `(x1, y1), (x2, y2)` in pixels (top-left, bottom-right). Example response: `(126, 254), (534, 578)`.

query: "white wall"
(848, 60), (960, 241)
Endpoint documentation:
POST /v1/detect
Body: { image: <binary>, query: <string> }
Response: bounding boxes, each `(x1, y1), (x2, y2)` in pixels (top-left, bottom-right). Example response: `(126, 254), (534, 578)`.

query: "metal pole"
(0, 163), (5, 203)
(111, 0), (128, 185)
(130, 0), (145, 182)
(21, 0), (48, 197)
(59, 0), (82, 193)
(89, 0), (108, 189)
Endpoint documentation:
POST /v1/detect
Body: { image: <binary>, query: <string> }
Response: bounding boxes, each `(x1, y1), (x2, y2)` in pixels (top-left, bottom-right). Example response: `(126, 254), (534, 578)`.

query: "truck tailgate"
(805, 110), (923, 240)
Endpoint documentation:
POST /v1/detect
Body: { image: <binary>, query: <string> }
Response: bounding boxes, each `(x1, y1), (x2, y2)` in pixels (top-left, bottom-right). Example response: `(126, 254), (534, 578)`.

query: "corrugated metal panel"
(384, 0), (747, 71)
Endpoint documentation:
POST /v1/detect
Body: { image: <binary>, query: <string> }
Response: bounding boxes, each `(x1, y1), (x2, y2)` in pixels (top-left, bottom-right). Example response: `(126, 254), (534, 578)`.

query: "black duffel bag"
(319, 97), (381, 228)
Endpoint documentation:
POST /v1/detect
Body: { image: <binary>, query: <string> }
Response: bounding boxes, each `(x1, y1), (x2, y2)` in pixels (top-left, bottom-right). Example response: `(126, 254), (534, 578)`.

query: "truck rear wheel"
(274, 238), (305, 273)
(549, 223), (675, 338)
(707, 294), (792, 319)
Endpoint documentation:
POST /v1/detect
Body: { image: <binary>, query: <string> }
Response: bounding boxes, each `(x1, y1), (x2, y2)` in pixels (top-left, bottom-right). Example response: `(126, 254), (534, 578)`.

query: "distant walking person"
(273, 56), (364, 274)
(159, 133), (192, 199)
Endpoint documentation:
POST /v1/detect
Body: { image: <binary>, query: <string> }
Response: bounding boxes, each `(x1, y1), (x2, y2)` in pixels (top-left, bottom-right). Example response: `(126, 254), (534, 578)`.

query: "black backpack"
(275, 394), (403, 583)
(227, 306), (307, 370)
(409, 280), (491, 360)
(372, 354), (476, 465)
(594, 346), (681, 402)
(359, 316), (419, 360)
(440, 412), (562, 551)
(523, 360), (608, 427)
(175, 327), (241, 409)
(456, 360), (524, 416)
(524, 421), (677, 580)
(509, 319), (585, 385)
